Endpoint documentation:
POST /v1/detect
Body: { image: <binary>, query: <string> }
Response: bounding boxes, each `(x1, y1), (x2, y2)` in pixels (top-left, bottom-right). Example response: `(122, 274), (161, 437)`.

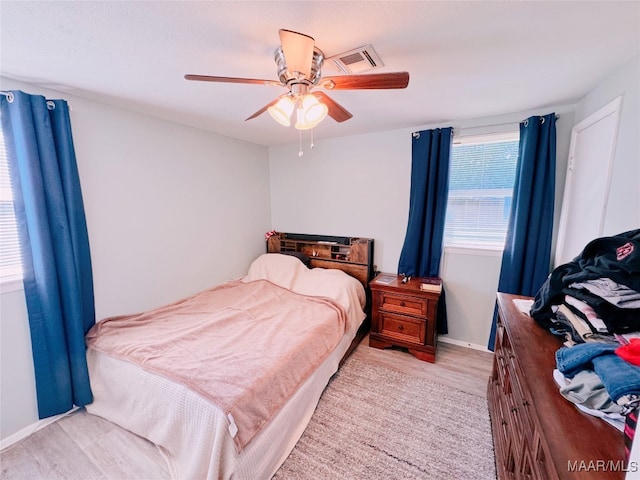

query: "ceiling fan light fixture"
(295, 94), (328, 130)
(186, 29), (410, 134)
(268, 95), (295, 126)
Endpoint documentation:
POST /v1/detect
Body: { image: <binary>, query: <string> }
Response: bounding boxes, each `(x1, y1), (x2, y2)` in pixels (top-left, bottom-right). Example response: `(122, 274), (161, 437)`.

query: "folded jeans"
(556, 342), (640, 403)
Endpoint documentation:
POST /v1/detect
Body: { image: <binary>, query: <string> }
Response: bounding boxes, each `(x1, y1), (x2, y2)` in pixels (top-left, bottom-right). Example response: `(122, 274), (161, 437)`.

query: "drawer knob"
(400, 301), (405, 307)
(398, 324), (404, 331)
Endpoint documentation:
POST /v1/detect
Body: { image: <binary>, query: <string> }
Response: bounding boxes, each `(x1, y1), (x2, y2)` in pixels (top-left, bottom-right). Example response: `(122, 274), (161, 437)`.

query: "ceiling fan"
(185, 29), (410, 130)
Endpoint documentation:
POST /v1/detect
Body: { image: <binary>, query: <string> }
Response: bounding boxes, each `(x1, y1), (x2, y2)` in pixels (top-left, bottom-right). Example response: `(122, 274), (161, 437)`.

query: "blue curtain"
(1, 90), (95, 418)
(487, 113), (556, 350)
(398, 127), (452, 333)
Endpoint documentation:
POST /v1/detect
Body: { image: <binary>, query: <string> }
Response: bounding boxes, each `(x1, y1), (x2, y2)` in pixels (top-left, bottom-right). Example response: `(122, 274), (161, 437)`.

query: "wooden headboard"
(266, 232), (375, 289)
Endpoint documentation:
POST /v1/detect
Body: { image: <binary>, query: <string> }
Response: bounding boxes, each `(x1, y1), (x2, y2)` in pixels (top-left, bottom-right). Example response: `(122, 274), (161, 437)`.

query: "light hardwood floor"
(0, 338), (493, 480)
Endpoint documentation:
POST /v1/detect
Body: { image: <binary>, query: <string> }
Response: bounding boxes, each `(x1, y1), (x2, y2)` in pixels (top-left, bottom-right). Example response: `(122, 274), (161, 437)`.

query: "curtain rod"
(0, 91), (54, 109)
(0, 91), (72, 110)
(414, 114), (560, 138)
(451, 114), (560, 135)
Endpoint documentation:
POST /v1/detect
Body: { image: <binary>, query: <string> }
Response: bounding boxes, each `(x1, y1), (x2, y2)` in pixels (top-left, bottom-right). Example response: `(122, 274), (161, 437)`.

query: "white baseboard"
(438, 335), (492, 353)
(0, 407), (77, 451)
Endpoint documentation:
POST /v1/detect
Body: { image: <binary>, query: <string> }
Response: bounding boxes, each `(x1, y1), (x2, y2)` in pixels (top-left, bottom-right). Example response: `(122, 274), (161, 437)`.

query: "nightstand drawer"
(379, 312), (426, 344)
(379, 292), (428, 317)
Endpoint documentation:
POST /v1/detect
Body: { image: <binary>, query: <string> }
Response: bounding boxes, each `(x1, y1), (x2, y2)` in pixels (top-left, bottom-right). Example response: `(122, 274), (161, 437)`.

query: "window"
(443, 132), (519, 249)
(0, 128), (22, 281)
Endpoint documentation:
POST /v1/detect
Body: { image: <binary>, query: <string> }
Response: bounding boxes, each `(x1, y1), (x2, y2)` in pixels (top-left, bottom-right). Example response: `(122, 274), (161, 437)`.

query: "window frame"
(443, 130), (520, 252)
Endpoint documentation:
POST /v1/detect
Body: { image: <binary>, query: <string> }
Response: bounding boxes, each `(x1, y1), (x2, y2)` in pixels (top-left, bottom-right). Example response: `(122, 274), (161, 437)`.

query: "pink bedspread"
(85, 279), (347, 451)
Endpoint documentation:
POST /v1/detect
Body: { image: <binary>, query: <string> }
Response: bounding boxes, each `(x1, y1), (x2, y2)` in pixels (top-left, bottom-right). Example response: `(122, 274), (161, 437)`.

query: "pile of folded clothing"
(530, 229), (640, 432)
(553, 341), (640, 432)
(531, 229), (640, 344)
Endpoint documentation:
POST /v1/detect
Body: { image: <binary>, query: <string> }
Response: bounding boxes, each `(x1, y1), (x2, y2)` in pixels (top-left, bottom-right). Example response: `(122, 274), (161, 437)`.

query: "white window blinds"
(444, 132), (520, 249)
(0, 129), (22, 280)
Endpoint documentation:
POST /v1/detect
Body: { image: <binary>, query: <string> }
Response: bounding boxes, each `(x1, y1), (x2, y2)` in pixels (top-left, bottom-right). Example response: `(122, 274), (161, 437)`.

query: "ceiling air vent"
(325, 44), (384, 74)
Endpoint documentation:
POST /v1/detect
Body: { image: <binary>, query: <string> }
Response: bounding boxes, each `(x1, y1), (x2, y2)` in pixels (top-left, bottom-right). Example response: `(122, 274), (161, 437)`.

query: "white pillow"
(243, 253), (366, 311)
(242, 253), (309, 290)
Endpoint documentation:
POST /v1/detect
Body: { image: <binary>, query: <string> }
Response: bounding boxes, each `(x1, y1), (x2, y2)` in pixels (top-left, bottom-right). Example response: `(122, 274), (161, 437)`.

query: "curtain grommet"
(46, 101), (55, 110)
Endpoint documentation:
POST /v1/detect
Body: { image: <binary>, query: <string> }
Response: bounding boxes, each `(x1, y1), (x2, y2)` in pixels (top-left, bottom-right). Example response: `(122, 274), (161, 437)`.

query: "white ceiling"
(1, 1), (639, 146)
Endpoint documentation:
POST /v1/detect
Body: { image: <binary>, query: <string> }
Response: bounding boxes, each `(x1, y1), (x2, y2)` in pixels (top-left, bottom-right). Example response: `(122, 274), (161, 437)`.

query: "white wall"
(573, 53), (640, 233)
(575, 53), (640, 480)
(270, 106), (576, 349)
(3, 52), (637, 444)
(0, 288), (35, 442)
(0, 77), (271, 442)
(269, 129), (411, 274)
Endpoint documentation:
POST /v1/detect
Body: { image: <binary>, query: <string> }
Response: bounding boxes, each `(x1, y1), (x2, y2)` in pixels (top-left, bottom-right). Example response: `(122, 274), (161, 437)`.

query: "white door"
(555, 96), (623, 266)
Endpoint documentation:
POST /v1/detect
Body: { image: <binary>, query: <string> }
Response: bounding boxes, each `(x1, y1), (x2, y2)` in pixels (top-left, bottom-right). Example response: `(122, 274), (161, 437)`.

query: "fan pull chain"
(310, 128), (314, 149)
(298, 127), (303, 157)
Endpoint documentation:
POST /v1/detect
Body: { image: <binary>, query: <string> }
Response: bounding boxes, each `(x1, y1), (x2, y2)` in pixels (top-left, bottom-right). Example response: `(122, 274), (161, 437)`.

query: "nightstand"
(368, 273), (442, 363)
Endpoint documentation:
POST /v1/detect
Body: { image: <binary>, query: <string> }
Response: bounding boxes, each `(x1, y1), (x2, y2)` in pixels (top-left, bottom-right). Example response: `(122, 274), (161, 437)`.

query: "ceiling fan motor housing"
(274, 46), (325, 87)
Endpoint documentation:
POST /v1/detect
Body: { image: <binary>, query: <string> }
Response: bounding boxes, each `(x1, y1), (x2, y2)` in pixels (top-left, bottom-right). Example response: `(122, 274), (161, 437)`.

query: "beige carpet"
(274, 356), (497, 480)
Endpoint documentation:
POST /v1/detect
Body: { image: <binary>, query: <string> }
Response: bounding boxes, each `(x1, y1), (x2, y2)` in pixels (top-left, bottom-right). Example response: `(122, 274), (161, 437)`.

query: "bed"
(85, 240), (373, 479)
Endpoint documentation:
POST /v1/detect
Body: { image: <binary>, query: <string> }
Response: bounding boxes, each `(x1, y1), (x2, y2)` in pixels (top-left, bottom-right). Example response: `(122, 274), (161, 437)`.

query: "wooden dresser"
(369, 273), (441, 363)
(488, 292), (625, 479)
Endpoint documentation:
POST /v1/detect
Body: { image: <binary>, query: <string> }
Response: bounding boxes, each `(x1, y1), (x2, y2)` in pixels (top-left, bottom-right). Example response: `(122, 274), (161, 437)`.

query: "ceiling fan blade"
(245, 97), (281, 121)
(279, 29), (315, 78)
(319, 72), (410, 90)
(185, 74), (281, 87)
(313, 92), (353, 123)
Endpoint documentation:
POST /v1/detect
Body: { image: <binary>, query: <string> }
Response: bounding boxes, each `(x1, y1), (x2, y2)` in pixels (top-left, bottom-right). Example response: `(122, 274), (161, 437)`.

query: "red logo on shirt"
(616, 242), (634, 261)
